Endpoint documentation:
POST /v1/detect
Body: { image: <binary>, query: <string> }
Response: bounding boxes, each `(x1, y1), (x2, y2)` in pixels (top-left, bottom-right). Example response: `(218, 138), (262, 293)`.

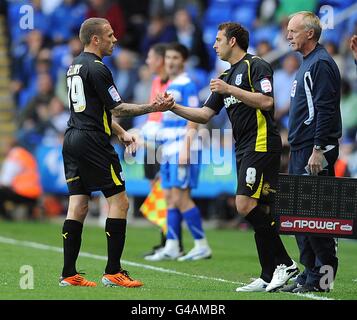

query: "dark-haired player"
(171, 22), (298, 292)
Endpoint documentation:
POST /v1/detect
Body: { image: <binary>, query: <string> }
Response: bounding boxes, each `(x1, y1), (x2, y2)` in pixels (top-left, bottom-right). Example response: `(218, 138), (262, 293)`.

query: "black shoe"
(292, 284), (330, 293)
(143, 244), (164, 257)
(279, 282), (302, 292)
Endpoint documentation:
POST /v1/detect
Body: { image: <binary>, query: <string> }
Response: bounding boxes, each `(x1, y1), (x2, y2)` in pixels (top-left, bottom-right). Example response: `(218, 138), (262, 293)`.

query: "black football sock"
(61, 219), (83, 277)
(245, 206), (291, 282)
(105, 218), (126, 274)
(160, 230), (166, 247)
(253, 231), (275, 282)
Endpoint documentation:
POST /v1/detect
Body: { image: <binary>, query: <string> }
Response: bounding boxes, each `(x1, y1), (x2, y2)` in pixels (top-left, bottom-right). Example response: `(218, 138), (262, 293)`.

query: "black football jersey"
(66, 52), (122, 136)
(205, 53), (281, 155)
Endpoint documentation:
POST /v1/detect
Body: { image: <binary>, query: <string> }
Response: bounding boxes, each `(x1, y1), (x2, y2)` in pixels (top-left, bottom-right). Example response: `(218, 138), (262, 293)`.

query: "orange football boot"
(102, 270), (143, 288)
(59, 274), (97, 287)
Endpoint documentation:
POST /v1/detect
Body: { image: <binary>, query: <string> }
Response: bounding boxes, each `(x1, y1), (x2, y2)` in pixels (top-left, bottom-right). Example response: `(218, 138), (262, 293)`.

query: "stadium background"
(0, 0), (356, 223)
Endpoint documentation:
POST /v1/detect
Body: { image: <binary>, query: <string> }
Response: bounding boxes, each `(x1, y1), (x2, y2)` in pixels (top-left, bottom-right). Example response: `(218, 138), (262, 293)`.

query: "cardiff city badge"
(235, 74), (242, 86)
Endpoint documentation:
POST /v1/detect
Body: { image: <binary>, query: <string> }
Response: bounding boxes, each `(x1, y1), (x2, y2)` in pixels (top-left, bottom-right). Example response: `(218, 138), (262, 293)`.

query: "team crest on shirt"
(260, 78), (272, 93)
(235, 74), (243, 86)
(108, 85), (121, 102)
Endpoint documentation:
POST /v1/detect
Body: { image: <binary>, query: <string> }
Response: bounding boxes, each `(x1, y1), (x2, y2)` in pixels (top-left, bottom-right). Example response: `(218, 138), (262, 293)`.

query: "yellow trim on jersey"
(66, 176), (80, 183)
(244, 59), (268, 152)
(255, 109), (267, 152)
(103, 110), (111, 136)
(110, 164), (122, 186)
(244, 59), (254, 92)
(251, 173), (264, 199)
(94, 60), (104, 65)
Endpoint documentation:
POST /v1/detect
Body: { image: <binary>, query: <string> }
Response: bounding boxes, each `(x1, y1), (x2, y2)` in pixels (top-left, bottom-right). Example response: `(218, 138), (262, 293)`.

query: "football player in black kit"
(60, 18), (174, 288)
(172, 22), (298, 292)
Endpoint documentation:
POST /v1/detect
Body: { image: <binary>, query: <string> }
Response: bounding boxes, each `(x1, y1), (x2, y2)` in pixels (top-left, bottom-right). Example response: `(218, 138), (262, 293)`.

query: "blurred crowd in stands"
(1, 0), (357, 223)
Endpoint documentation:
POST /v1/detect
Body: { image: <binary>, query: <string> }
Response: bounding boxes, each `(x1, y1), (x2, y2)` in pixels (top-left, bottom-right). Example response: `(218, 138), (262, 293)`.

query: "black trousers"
(289, 145), (339, 287)
(0, 186), (37, 219)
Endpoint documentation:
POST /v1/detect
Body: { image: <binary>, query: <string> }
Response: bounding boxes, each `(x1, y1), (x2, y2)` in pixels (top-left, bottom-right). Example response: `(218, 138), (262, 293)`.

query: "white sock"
(194, 238), (209, 249)
(164, 239), (180, 253)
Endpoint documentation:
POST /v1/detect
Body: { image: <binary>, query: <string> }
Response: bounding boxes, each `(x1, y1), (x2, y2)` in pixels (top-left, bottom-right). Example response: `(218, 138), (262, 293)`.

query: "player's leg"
(145, 187), (183, 261)
(104, 190), (129, 274)
(235, 152), (297, 292)
(101, 189), (143, 287)
(60, 129), (96, 286)
(60, 194), (97, 287)
(234, 195), (272, 291)
(143, 142), (167, 255)
(145, 161), (183, 261)
(280, 236), (312, 292)
(164, 186), (185, 255)
(173, 187), (212, 261)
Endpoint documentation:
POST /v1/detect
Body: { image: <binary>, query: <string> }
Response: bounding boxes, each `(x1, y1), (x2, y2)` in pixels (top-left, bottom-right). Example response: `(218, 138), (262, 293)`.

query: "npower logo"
(279, 216), (354, 235)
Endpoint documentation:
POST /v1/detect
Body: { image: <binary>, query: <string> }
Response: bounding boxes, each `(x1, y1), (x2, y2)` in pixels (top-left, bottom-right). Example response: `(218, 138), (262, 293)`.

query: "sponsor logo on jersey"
(279, 216), (354, 235)
(224, 95), (241, 108)
(108, 85), (121, 102)
(260, 78), (272, 93)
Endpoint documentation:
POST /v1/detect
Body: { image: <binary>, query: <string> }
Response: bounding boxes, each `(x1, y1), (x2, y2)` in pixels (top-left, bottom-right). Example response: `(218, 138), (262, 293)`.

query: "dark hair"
(79, 18), (109, 46)
(151, 43), (167, 58)
(218, 22), (249, 52)
(166, 42), (189, 60)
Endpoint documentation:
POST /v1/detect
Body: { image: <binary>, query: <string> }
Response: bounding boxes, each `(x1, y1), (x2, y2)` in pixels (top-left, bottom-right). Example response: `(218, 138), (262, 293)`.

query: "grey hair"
(289, 11), (322, 41)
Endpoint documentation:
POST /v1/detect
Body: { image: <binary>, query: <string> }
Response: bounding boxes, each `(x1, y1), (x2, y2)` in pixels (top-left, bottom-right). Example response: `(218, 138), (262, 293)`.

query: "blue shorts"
(160, 155), (200, 190)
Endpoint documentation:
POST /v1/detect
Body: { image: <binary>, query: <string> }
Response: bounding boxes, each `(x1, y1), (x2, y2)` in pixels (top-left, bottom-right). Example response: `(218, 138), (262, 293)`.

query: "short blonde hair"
(289, 11), (322, 41)
(79, 18), (110, 46)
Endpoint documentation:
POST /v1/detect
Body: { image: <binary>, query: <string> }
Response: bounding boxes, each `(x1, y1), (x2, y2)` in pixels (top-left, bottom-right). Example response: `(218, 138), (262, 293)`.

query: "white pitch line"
(0, 235), (242, 285)
(0, 235), (334, 300)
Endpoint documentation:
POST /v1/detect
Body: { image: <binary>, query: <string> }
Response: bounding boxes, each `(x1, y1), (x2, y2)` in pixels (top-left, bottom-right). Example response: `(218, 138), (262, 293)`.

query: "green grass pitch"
(0, 221), (356, 300)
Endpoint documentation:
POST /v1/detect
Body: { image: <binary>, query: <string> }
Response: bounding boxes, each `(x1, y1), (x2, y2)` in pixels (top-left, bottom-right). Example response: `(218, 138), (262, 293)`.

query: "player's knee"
(235, 197), (256, 216)
(122, 196), (130, 213)
(71, 203), (89, 220)
(117, 194), (129, 213)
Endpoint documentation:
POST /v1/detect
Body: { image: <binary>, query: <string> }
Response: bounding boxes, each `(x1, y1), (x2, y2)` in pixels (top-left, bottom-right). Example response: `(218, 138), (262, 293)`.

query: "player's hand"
(117, 131), (137, 154)
(153, 92), (175, 112)
(350, 35), (357, 60)
(210, 78), (230, 94)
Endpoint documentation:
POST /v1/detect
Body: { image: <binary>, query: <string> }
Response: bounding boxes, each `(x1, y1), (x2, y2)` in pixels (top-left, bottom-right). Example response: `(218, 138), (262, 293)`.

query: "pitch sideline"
(0, 235), (334, 301)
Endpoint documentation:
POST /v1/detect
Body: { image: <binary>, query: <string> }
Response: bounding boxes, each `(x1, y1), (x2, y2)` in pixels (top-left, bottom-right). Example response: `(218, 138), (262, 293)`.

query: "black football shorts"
(62, 128), (125, 198)
(236, 151), (281, 204)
